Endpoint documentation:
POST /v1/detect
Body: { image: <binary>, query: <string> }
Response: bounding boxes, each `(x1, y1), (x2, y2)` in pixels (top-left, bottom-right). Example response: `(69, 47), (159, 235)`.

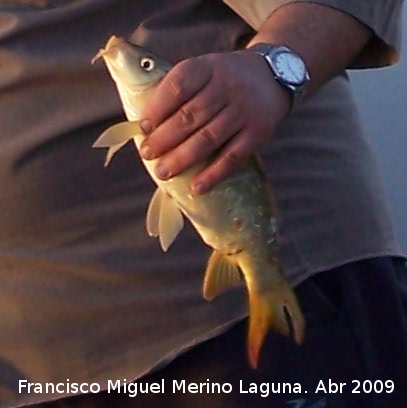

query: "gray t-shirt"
(0, 0), (404, 406)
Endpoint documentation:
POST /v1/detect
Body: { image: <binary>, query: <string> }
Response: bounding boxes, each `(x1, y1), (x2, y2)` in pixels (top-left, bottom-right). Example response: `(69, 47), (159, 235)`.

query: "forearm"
(247, 3), (372, 96)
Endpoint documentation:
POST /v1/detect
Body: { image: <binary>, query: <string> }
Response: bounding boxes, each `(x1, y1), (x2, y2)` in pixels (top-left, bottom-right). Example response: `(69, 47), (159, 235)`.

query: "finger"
(141, 57), (212, 131)
(140, 78), (227, 159)
(154, 103), (244, 179)
(191, 130), (257, 194)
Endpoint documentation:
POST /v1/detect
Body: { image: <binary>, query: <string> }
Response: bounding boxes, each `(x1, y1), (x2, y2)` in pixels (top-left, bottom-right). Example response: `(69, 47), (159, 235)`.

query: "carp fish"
(92, 36), (305, 369)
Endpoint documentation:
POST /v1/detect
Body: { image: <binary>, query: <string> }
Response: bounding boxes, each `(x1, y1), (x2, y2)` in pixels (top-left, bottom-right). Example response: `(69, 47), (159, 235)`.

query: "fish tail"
(247, 276), (305, 369)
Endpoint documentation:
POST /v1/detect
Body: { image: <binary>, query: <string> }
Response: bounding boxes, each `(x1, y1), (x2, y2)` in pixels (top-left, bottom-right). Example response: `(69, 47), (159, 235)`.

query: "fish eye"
(140, 57), (155, 72)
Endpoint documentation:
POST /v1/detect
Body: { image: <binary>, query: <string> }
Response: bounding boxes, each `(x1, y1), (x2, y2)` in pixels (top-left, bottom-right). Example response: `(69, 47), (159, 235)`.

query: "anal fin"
(203, 251), (242, 301)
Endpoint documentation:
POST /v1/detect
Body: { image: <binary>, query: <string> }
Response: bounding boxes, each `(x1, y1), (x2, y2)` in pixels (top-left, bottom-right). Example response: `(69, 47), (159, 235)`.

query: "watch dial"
(274, 51), (306, 85)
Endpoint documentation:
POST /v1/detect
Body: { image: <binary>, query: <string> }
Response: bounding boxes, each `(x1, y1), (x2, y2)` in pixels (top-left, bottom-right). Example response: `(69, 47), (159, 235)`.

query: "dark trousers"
(40, 257), (407, 408)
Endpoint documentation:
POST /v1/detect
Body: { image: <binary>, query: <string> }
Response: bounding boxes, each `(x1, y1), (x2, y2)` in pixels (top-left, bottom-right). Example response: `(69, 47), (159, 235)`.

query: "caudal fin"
(247, 278), (305, 369)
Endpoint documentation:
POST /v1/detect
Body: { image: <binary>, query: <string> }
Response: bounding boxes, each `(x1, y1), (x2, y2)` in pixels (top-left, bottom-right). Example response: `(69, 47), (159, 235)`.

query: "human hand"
(139, 50), (291, 194)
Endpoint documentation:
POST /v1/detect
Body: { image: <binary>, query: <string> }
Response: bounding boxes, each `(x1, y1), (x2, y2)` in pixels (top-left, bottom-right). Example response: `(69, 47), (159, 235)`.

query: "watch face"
(272, 50), (306, 85)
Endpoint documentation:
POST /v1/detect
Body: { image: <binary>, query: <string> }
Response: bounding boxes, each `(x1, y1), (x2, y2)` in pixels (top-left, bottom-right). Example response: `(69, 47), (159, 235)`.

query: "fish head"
(92, 35), (172, 119)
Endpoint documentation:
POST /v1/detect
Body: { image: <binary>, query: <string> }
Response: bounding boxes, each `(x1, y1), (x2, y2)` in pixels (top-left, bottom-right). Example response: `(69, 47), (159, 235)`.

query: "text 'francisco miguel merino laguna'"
(19, 379), (302, 398)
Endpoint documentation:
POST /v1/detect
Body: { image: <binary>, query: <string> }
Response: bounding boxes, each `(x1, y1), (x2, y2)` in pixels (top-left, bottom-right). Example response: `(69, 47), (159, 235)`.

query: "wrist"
(246, 43), (310, 110)
(235, 49), (292, 123)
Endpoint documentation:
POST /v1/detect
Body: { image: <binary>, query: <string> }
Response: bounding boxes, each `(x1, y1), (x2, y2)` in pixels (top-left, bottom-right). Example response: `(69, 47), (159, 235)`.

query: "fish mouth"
(92, 35), (161, 93)
(91, 35), (126, 65)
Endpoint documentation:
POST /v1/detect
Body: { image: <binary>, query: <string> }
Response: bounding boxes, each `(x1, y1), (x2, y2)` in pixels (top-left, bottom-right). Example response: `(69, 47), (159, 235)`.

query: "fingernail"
(140, 144), (153, 159)
(140, 119), (153, 134)
(192, 182), (205, 195)
(156, 163), (170, 179)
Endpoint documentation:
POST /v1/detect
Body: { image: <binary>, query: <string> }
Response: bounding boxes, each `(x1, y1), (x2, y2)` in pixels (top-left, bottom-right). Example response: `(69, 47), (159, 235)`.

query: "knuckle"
(224, 150), (240, 166)
(197, 127), (218, 149)
(211, 150), (240, 180)
(168, 58), (210, 96)
(168, 73), (184, 97)
(167, 61), (191, 94)
(179, 107), (195, 127)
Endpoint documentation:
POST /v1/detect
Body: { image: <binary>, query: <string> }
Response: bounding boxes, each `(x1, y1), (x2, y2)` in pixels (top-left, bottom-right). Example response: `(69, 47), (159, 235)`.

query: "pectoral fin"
(103, 142), (128, 167)
(203, 251), (242, 301)
(146, 188), (163, 238)
(93, 121), (142, 166)
(146, 188), (184, 252)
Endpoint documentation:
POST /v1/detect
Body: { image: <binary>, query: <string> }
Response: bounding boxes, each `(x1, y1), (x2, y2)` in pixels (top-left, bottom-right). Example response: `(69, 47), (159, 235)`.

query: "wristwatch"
(248, 43), (310, 107)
